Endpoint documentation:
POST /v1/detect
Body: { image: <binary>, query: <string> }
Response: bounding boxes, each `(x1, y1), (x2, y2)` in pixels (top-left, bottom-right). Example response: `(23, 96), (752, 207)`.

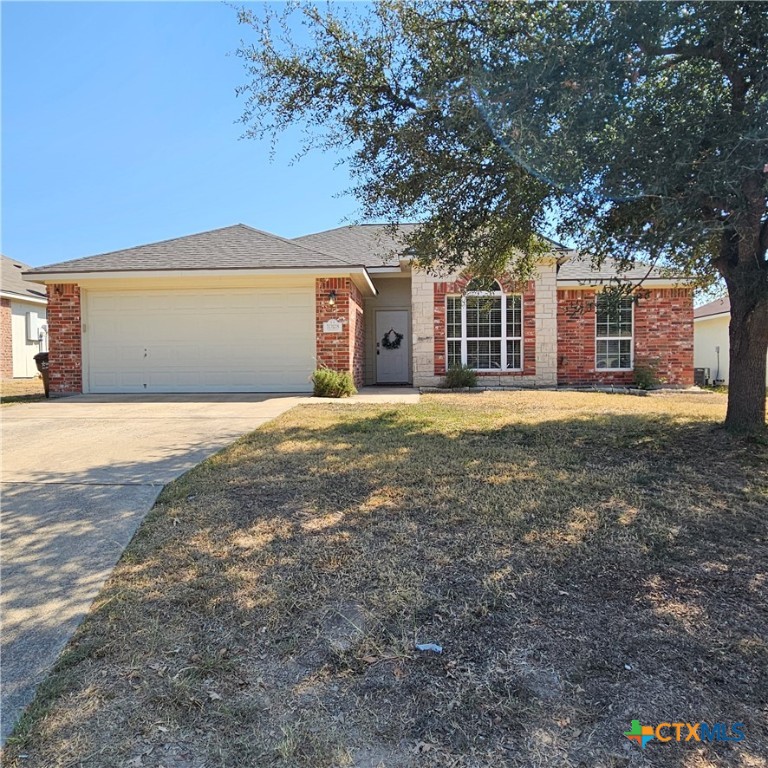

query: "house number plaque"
(322, 319), (343, 333)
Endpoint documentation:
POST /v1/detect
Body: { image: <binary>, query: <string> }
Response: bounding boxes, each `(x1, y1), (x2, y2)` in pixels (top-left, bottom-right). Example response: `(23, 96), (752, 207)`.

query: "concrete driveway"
(0, 393), (303, 743)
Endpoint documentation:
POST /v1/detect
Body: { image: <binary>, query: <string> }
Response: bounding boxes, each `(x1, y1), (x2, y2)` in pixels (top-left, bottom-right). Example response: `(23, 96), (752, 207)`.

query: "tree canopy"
(237, 1), (768, 429)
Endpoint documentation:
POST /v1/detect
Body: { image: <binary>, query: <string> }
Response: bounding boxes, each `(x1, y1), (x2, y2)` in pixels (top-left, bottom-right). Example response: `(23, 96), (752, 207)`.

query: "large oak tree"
(237, 1), (768, 432)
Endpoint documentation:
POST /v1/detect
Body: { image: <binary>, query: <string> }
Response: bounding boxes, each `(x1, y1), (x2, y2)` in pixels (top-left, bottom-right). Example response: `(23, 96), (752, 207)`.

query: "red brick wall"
(47, 284), (83, 395)
(433, 277), (536, 377)
(350, 284), (365, 387)
(557, 287), (694, 386)
(1, 297), (13, 378)
(315, 278), (365, 387)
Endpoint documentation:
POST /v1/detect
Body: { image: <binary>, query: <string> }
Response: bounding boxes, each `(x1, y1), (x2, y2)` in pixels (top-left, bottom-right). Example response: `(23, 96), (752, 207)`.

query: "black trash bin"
(33, 352), (50, 398)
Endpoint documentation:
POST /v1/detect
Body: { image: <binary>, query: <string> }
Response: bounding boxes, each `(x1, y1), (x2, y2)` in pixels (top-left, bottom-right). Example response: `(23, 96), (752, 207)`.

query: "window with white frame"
(446, 279), (523, 371)
(595, 293), (633, 369)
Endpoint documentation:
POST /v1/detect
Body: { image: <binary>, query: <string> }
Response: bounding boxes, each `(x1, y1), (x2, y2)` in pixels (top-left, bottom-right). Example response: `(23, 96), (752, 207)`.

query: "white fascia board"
(23, 265), (375, 287)
(694, 311), (730, 321)
(368, 266), (405, 274)
(350, 269), (378, 296)
(0, 291), (47, 305)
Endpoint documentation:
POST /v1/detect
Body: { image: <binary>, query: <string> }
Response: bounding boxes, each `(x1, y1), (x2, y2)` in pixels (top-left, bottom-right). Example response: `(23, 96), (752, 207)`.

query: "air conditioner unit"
(694, 367), (711, 387)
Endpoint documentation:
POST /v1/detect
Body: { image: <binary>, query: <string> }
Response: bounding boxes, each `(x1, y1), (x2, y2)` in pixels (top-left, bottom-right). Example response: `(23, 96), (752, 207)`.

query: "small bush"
(445, 364), (478, 389)
(312, 367), (357, 398)
(633, 359), (662, 390)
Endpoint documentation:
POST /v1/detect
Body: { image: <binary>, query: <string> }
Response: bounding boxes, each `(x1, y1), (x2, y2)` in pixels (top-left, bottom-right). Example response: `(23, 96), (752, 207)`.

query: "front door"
(376, 310), (410, 384)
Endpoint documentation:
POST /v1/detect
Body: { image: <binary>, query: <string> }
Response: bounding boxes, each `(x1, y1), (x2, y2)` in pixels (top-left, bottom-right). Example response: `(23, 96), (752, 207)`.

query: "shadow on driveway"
(0, 394), (301, 743)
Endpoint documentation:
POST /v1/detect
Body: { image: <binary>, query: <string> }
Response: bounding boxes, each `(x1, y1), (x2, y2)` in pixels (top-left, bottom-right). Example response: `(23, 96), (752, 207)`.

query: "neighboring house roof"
(24, 224), (364, 276)
(1, 254), (48, 302)
(294, 223), (421, 267)
(556, 254), (674, 282)
(694, 296), (731, 319)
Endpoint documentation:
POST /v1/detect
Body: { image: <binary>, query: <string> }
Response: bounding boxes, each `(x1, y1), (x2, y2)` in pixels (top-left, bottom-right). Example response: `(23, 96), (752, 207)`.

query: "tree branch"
(639, 41), (750, 112)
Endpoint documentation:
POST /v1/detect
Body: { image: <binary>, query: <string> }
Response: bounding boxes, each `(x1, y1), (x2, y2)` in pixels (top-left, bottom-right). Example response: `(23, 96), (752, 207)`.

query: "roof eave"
(694, 311), (730, 321)
(22, 265), (379, 296)
(0, 289), (48, 304)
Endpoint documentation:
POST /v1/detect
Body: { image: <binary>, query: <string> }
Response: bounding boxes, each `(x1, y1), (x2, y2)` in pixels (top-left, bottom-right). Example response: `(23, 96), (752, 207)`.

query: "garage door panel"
(90, 370), (146, 392)
(86, 288), (316, 393)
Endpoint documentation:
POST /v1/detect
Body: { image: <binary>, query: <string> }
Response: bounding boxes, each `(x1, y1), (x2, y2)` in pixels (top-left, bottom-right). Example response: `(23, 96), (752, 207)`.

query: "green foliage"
(633, 359), (663, 391)
(445, 364), (478, 389)
(236, 1), (767, 429)
(312, 368), (357, 398)
(237, 1), (766, 280)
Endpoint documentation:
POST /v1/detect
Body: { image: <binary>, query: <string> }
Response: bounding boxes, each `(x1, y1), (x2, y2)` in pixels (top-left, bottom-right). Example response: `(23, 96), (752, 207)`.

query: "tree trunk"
(717, 189), (768, 435)
(724, 287), (768, 434)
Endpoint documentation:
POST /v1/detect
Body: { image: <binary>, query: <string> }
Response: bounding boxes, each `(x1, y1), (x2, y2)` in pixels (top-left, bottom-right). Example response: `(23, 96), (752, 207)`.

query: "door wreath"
(381, 328), (404, 350)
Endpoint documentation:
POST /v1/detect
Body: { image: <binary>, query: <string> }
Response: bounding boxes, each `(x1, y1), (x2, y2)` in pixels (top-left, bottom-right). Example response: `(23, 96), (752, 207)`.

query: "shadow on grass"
(3, 402), (767, 767)
(1, 394), (46, 406)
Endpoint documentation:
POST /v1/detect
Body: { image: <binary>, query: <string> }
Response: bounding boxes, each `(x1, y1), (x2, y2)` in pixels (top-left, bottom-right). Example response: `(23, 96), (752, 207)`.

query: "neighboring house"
(694, 296), (768, 385)
(1, 255), (48, 379)
(21, 224), (693, 395)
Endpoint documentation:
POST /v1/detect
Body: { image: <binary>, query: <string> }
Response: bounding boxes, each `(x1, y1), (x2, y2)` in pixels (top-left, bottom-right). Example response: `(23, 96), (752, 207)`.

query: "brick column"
(315, 278), (365, 387)
(47, 284), (83, 395)
(0, 297), (13, 378)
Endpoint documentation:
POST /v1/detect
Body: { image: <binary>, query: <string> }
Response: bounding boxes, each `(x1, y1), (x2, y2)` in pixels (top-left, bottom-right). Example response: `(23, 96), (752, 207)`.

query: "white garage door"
(85, 287), (315, 393)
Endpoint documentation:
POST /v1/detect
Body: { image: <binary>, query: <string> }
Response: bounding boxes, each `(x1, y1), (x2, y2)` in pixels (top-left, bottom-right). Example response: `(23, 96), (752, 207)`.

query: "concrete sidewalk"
(0, 393), (302, 743)
(299, 386), (421, 405)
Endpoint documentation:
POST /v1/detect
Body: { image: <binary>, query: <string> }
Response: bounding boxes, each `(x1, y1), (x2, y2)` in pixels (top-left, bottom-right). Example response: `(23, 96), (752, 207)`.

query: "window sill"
(444, 368), (525, 374)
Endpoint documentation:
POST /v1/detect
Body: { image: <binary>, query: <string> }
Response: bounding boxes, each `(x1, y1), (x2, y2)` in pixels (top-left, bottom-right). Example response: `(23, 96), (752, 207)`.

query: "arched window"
(465, 278), (502, 293)
(446, 280), (523, 371)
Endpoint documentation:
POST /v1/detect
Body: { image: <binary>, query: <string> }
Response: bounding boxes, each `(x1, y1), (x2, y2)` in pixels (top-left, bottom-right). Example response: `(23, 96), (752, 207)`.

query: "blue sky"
(2, 1), (359, 267)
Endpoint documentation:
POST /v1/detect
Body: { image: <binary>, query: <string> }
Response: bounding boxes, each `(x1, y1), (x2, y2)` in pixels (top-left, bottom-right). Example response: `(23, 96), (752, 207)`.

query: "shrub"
(312, 367), (357, 398)
(633, 359), (662, 390)
(445, 364), (478, 389)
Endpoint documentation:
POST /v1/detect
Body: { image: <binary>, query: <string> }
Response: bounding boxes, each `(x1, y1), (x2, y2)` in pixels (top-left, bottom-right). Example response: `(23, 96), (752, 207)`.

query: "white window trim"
(595, 296), (634, 371)
(446, 285), (524, 372)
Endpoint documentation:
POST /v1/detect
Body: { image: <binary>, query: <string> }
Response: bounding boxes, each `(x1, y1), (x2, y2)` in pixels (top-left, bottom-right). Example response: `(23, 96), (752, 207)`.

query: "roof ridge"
(1, 254), (34, 270)
(237, 224), (362, 267)
(29, 224), (253, 272)
(294, 222), (419, 239)
(26, 224), (369, 273)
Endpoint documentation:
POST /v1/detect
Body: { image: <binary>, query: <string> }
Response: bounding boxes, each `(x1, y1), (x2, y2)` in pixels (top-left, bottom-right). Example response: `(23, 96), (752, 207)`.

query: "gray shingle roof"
(297, 226), (678, 281)
(21, 221), (684, 283)
(694, 296), (730, 319)
(294, 224), (420, 267)
(557, 254), (674, 282)
(24, 225), (362, 275)
(1, 255), (47, 301)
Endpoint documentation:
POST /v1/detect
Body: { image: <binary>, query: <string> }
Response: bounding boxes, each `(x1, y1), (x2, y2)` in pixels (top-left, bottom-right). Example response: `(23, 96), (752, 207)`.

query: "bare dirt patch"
(3, 391), (767, 767)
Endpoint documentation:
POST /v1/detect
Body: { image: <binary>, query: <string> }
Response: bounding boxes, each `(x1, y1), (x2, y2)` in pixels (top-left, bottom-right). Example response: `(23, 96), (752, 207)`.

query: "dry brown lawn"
(0, 377), (45, 405)
(3, 391), (767, 768)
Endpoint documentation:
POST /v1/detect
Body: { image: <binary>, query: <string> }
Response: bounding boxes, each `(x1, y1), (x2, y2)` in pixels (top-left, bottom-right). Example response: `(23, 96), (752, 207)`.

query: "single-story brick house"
(22, 224), (693, 395)
(694, 296), (768, 386)
(1, 254), (48, 379)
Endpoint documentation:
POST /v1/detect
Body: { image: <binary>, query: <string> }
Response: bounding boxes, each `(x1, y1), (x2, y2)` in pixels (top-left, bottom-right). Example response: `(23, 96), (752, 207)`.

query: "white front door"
(376, 310), (409, 383)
